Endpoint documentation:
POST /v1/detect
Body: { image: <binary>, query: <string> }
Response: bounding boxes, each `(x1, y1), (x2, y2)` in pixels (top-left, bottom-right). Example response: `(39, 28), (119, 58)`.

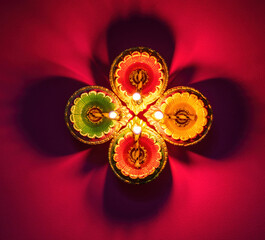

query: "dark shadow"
(17, 76), (89, 157)
(80, 142), (109, 175)
(186, 78), (251, 159)
(89, 15), (175, 92)
(168, 65), (197, 89)
(102, 162), (172, 222)
(106, 14), (175, 68)
(89, 56), (111, 89)
(167, 143), (192, 165)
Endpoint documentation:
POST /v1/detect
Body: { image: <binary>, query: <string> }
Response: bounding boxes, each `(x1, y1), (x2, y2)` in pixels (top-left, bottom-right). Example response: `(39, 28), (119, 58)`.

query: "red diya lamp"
(65, 47), (213, 184)
(108, 117), (167, 184)
(109, 47), (168, 115)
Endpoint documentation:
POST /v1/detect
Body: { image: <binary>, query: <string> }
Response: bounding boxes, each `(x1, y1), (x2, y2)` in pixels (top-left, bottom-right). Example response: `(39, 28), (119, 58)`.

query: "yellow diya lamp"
(144, 86), (213, 146)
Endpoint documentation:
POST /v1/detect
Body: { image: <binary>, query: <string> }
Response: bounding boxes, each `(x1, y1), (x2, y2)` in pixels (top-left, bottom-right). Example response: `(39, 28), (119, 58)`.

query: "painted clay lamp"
(65, 86), (132, 144)
(108, 117), (167, 184)
(65, 47), (213, 184)
(109, 47), (168, 115)
(144, 86), (213, 146)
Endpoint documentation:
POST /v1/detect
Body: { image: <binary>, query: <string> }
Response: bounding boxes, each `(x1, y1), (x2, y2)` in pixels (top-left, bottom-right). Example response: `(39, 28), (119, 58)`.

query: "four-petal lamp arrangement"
(65, 47), (213, 184)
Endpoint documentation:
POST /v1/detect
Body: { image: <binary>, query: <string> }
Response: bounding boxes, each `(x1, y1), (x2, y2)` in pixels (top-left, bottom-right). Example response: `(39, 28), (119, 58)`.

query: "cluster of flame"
(65, 47), (213, 184)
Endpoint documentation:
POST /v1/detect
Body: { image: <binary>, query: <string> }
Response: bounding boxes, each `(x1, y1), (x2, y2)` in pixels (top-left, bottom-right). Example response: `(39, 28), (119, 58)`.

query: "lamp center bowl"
(87, 107), (103, 123)
(128, 145), (147, 168)
(174, 109), (195, 127)
(129, 69), (149, 91)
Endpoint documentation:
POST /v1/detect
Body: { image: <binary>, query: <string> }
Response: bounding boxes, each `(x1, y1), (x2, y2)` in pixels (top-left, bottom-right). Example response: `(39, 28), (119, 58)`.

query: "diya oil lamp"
(65, 47), (213, 184)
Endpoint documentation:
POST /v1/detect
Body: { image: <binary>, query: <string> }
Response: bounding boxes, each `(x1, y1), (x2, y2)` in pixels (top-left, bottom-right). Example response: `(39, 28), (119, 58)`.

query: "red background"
(0, 0), (264, 239)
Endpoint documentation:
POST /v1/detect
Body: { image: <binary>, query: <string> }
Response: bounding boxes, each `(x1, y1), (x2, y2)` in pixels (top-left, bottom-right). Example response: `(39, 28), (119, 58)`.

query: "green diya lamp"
(65, 86), (132, 145)
(65, 47), (213, 184)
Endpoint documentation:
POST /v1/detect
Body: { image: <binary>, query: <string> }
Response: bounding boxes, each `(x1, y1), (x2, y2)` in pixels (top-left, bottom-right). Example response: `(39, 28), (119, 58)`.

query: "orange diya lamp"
(144, 86), (213, 146)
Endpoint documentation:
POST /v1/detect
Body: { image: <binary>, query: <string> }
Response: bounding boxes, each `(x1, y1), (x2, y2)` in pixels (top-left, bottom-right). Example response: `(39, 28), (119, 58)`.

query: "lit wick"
(154, 111), (164, 120)
(108, 111), (119, 119)
(89, 110), (120, 121)
(132, 92), (142, 104)
(131, 125), (142, 168)
(132, 125), (142, 135)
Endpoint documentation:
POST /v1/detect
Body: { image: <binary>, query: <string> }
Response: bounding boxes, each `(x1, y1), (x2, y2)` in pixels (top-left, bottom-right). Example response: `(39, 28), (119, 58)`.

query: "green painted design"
(70, 91), (116, 138)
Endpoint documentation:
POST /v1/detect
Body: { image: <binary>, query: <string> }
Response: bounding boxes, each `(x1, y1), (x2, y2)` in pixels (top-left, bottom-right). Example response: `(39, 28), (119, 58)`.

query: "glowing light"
(154, 111), (164, 120)
(132, 92), (141, 101)
(132, 125), (142, 135)
(108, 111), (118, 119)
